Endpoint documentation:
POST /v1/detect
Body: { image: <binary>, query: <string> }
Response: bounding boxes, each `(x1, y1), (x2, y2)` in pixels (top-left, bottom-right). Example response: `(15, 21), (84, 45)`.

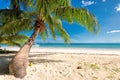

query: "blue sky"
(67, 0), (120, 43)
(0, 0), (120, 43)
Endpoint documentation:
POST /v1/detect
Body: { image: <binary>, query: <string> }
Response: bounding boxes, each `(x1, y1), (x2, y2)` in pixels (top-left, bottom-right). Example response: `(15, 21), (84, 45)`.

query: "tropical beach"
(0, 47), (120, 80)
(0, 0), (120, 80)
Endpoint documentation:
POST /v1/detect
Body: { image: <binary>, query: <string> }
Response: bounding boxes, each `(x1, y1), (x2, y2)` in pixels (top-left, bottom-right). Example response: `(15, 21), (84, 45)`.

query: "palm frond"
(45, 14), (56, 40)
(19, 0), (34, 9)
(29, 0), (71, 18)
(0, 18), (32, 35)
(10, 0), (20, 10)
(39, 29), (49, 41)
(0, 9), (22, 22)
(7, 42), (22, 47)
(51, 16), (70, 43)
(45, 15), (70, 43)
(53, 7), (100, 33)
(36, 0), (70, 10)
(0, 34), (28, 47)
(0, 9), (35, 35)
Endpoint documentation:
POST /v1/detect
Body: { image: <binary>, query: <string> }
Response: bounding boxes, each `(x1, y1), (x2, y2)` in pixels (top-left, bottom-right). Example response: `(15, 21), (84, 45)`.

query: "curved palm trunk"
(9, 20), (45, 78)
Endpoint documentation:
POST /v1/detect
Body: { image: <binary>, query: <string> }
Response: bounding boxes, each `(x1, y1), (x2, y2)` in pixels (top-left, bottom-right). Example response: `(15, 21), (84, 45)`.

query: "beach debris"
(29, 62), (33, 67)
(77, 66), (82, 69)
(59, 71), (62, 74)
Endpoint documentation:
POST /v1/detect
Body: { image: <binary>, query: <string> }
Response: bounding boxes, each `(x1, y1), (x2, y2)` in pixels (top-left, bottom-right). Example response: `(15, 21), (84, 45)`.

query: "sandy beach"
(0, 47), (120, 80)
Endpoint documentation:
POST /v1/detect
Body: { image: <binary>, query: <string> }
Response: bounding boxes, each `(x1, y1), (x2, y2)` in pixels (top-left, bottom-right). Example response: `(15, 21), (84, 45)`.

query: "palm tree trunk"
(9, 20), (45, 78)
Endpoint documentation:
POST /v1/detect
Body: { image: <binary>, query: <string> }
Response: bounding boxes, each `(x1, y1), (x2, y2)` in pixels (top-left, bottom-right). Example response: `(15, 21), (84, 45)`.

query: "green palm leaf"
(0, 18), (32, 35)
(39, 29), (49, 42)
(45, 14), (56, 40)
(45, 14), (70, 42)
(0, 34), (28, 47)
(0, 9), (35, 35)
(53, 7), (100, 33)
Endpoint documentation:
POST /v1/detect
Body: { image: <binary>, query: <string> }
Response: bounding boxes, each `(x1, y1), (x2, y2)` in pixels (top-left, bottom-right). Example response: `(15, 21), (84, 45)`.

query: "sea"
(34, 43), (120, 49)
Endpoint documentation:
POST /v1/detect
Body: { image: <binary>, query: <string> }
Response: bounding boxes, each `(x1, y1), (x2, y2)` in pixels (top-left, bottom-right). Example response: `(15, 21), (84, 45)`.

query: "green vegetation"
(0, 49), (17, 54)
(0, 34), (28, 47)
(90, 63), (100, 70)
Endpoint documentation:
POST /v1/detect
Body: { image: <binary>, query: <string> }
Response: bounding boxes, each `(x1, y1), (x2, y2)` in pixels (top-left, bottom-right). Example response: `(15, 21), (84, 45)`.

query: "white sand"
(0, 47), (120, 80)
(2, 46), (120, 54)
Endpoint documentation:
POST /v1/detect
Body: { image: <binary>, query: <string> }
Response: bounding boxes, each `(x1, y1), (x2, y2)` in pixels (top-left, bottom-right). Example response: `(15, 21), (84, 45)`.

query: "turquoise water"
(37, 43), (120, 49)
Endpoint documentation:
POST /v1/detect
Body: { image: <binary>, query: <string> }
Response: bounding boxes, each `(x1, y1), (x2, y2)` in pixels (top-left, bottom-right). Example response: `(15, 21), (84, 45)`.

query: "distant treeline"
(0, 49), (17, 54)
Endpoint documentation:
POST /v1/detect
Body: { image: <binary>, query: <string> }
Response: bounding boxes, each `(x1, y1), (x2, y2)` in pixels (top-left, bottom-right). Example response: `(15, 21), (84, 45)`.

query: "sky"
(0, 0), (120, 43)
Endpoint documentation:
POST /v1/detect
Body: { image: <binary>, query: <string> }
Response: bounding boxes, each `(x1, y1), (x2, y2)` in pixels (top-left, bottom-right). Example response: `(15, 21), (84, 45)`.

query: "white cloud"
(102, 0), (106, 2)
(107, 30), (120, 34)
(115, 3), (120, 12)
(82, 0), (95, 6)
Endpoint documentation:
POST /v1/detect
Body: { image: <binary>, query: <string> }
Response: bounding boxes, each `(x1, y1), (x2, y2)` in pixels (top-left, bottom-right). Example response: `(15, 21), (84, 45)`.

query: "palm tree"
(0, 0), (100, 78)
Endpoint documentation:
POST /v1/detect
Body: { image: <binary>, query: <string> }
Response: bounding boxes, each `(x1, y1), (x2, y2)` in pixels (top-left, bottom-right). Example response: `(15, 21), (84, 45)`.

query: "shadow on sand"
(0, 53), (14, 75)
(0, 53), (63, 75)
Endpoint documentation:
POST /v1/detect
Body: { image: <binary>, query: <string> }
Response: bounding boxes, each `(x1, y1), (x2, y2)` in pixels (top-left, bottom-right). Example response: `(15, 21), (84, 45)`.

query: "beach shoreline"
(0, 47), (120, 80)
(1, 46), (120, 55)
